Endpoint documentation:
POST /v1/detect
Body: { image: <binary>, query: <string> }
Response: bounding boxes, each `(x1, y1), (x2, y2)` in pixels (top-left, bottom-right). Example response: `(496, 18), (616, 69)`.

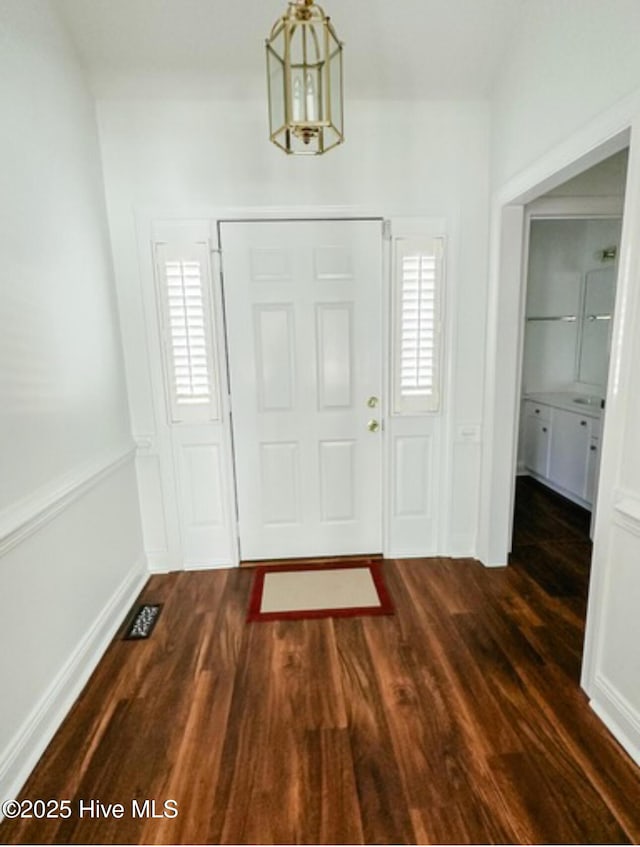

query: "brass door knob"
(367, 419), (380, 432)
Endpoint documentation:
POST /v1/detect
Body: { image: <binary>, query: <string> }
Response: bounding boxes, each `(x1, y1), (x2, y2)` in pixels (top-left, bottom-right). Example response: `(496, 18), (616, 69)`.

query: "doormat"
(123, 604), (163, 640)
(247, 560), (394, 622)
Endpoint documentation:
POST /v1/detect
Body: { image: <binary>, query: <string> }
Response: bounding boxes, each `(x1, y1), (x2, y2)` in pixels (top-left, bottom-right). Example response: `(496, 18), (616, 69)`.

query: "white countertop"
(524, 391), (603, 419)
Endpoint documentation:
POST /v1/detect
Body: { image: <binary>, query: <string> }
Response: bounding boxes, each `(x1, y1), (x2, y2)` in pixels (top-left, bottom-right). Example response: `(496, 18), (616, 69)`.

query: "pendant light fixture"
(266, 0), (344, 155)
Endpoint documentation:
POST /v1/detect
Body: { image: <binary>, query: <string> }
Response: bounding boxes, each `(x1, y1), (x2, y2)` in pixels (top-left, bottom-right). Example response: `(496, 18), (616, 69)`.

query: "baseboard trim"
(184, 559), (235, 571)
(525, 470), (592, 511)
(147, 558), (236, 573)
(0, 443), (137, 558)
(0, 556), (148, 809)
(385, 550), (439, 560)
(590, 673), (640, 768)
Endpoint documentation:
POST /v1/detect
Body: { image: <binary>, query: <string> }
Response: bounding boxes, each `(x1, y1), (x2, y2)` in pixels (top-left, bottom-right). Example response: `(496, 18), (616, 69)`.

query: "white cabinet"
(548, 409), (591, 499)
(522, 397), (602, 508)
(523, 402), (551, 477)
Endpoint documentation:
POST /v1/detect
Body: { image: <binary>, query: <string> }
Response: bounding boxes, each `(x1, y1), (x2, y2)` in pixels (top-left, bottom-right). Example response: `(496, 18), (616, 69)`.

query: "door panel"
(221, 220), (383, 560)
(254, 304), (295, 410)
(524, 414), (551, 478)
(316, 303), (353, 408)
(548, 410), (590, 498)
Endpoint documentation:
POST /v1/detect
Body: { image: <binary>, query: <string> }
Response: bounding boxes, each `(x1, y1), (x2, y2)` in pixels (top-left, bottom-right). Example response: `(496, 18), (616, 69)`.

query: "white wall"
(491, 0), (640, 188)
(0, 0), (145, 801)
(0, 0), (132, 507)
(97, 98), (491, 561)
(544, 149), (628, 199)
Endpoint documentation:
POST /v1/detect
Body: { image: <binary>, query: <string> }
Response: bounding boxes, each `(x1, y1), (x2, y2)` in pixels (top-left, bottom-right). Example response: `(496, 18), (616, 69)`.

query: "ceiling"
(55, 0), (525, 100)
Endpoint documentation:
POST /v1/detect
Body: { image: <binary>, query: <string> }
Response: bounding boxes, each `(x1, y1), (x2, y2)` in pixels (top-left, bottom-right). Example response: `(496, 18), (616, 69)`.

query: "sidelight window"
(392, 235), (444, 414)
(155, 243), (219, 422)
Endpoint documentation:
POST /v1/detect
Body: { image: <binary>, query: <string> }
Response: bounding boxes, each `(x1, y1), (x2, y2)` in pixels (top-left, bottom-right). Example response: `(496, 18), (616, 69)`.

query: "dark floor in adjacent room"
(2, 475), (640, 845)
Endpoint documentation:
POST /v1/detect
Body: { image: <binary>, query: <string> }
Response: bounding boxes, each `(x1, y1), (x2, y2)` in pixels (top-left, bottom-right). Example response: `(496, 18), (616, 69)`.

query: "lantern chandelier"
(266, 0), (344, 155)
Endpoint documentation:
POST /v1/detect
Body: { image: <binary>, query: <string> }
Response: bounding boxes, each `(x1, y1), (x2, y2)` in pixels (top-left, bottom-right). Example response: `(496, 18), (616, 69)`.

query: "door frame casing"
(510, 199), (624, 550)
(215, 212), (387, 567)
(134, 205), (455, 570)
(478, 128), (632, 571)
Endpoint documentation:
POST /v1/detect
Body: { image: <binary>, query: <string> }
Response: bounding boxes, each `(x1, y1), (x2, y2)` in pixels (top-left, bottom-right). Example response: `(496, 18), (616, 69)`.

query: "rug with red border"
(247, 560), (394, 622)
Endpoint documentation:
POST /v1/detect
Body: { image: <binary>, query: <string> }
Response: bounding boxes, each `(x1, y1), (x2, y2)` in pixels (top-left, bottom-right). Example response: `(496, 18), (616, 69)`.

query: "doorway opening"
(510, 149), (629, 633)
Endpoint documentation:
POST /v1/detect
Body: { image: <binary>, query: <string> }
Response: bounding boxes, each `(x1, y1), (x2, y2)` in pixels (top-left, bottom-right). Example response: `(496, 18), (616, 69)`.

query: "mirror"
(577, 267), (616, 387)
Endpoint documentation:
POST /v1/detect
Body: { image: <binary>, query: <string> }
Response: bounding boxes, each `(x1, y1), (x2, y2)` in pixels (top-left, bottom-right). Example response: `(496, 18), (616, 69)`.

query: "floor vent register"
(123, 604), (163, 640)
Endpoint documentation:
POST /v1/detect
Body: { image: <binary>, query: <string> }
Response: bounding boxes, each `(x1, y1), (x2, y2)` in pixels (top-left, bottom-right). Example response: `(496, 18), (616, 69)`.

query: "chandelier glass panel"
(266, 0), (344, 155)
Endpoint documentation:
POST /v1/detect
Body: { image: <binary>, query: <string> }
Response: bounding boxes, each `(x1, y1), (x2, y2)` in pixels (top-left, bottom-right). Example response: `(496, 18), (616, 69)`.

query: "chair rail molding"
(0, 442), (137, 558)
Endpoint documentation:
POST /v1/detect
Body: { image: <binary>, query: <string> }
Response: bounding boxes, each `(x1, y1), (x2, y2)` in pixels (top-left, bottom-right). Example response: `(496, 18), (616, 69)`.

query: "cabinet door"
(548, 410), (591, 498)
(524, 414), (551, 477)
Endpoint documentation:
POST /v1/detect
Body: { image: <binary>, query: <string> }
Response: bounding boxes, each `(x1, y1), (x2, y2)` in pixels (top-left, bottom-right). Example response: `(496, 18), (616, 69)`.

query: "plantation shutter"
(393, 236), (444, 414)
(155, 242), (219, 423)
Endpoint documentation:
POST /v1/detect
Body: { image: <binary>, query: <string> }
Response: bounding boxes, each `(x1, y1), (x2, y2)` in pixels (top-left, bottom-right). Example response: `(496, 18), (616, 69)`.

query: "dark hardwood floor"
(2, 476), (640, 844)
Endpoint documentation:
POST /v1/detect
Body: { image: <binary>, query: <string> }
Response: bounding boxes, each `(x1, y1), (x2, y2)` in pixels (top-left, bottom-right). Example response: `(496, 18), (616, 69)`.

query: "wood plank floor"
(2, 476), (640, 844)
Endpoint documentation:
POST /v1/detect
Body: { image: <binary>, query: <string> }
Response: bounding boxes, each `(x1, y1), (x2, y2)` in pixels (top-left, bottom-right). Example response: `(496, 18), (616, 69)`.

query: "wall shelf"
(526, 315), (577, 322)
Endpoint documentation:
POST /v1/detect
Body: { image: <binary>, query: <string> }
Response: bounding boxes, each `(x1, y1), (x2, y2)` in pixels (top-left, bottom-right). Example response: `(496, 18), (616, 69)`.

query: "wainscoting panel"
(387, 417), (441, 557)
(589, 501), (640, 767)
(0, 456), (146, 805)
(172, 424), (235, 569)
(135, 452), (169, 556)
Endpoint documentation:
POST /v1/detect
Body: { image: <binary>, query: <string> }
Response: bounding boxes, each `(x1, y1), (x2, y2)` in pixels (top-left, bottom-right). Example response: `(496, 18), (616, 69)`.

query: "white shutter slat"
(393, 236), (444, 414)
(166, 259), (212, 405)
(156, 245), (219, 423)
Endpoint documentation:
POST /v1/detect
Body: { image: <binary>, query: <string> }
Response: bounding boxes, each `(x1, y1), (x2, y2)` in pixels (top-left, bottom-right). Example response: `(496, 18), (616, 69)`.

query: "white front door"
(220, 219), (383, 561)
